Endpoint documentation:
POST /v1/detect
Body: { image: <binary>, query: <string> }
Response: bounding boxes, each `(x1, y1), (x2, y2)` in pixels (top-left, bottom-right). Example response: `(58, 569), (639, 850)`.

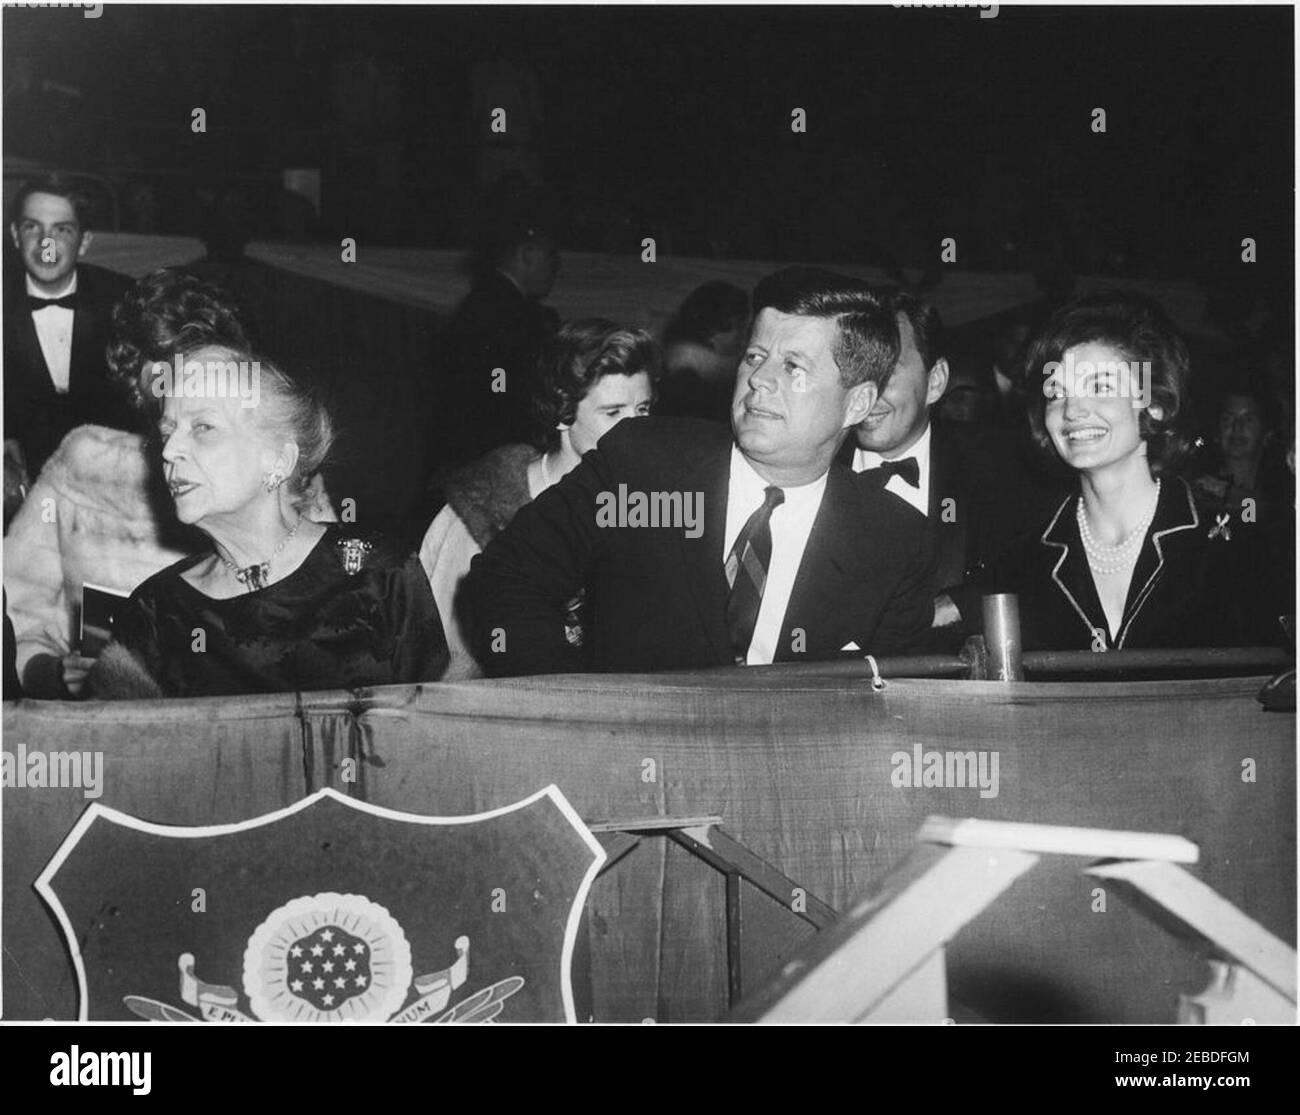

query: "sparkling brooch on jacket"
(337, 537), (374, 575)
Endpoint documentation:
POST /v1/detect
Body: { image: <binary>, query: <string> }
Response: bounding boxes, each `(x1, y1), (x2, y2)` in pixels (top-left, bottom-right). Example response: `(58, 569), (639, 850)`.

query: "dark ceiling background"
(2, 3), (1292, 297)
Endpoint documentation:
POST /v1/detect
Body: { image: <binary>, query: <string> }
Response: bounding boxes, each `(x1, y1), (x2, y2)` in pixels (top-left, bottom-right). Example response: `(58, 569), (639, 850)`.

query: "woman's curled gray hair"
(180, 344), (335, 512)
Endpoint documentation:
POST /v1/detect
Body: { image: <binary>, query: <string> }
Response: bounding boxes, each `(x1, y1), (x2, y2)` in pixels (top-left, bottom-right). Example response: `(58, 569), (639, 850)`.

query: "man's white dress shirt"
(26, 273), (78, 394)
(851, 422), (932, 517)
(722, 445), (829, 666)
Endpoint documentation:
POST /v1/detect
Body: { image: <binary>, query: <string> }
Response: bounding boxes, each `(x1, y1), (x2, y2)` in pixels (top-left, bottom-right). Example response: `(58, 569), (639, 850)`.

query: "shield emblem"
(35, 785), (604, 1023)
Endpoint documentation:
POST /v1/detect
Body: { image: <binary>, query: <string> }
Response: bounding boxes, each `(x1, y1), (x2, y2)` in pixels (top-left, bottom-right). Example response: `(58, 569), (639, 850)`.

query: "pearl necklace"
(1077, 480), (1161, 576)
(216, 516), (302, 592)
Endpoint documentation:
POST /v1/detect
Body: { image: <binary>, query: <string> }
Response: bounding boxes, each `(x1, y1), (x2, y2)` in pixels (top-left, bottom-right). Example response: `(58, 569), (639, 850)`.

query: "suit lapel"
(1041, 495), (1109, 647)
(10, 289), (54, 392)
(778, 466), (863, 660)
(1115, 479), (1198, 648)
(675, 441), (735, 662)
(927, 425), (968, 587)
(69, 267), (102, 400)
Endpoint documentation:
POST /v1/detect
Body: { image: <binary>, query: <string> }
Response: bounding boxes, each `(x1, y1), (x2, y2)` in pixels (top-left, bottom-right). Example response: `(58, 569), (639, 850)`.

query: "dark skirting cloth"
(115, 525), (449, 697)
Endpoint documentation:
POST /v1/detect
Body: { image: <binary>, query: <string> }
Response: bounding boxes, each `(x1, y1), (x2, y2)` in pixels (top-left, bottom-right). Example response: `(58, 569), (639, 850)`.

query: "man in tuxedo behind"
(4, 175), (134, 481)
(466, 268), (935, 676)
(844, 290), (1058, 648)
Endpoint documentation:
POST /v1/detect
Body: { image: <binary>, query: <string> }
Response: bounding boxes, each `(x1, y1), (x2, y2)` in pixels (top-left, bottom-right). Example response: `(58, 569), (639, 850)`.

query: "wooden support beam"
(1086, 859), (1297, 1004)
(593, 832), (641, 877)
(920, 815), (1200, 864)
(734, 843), (1038, 1023)
(668, 824), (837, 930)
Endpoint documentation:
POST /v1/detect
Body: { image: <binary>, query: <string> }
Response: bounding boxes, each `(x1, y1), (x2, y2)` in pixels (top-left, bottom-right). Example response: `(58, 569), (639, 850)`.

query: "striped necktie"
(725, 485), (785, 662)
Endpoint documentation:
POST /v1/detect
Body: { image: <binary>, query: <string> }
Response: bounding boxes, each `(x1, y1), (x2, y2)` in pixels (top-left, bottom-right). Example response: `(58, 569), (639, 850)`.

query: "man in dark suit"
(4, 175), (134, 481)
(440, 215), (561, 468)
(843, 291), (1056, 648)
(465, 268), (935, 676)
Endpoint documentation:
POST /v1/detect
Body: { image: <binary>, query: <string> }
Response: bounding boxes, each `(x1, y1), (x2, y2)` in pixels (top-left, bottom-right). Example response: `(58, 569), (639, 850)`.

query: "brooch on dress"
(1207, 513), (1232, 542)
(337, 537), (374, 575)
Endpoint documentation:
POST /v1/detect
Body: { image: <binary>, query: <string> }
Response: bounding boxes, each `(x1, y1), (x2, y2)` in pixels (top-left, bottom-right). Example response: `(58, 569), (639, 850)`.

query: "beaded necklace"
(1077, 480), (1161, 576)
(215, 516), (303, 592)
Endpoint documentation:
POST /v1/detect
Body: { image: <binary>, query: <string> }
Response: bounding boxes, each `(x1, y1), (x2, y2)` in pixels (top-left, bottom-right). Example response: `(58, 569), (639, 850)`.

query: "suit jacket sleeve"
(947, 525), (1037, 629)
(867, 514), (938, 657)
(464, 448), (612, 677)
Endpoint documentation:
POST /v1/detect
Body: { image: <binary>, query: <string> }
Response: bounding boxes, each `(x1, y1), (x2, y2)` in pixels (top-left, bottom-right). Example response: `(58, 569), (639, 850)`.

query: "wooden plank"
(586, 815), (724, 833)
(671, 824), (837, 930)
(726, 872), (743, 1007)
(1086, 860), (1297, 1001)
(594, 832), (641, 876)
(920, 815), (1200, 864)
(735, 844), (1038, 1023)
(861, 948), (948, 1023)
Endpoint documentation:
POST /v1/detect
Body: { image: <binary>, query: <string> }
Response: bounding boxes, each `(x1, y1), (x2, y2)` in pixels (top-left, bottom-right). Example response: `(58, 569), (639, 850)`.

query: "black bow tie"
(873, 456), (920, 489)
(28, 294), (78, 313)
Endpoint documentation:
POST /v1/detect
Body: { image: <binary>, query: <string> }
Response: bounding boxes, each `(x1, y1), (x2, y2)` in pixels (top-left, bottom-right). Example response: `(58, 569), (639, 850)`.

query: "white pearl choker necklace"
(1077, 480), (1161, 576)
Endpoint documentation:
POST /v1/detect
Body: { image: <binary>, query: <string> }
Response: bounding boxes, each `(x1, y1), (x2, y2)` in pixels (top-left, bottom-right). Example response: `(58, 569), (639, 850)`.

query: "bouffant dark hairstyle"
(1024, 290), (1193, 476)
(108, 269), (251, 415)
(531, 319), (663, 452)
(750, 267), (898, 389)
(663, 281), (750, 347)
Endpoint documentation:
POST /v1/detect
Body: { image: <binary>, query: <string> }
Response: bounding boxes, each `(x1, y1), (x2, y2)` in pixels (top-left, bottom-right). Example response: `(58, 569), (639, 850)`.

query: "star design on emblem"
(323, 994), (334, 1006)
(290, 946), (303, 958)
(323, 961), (334, 972)
(301, 961), (313, 973)
(345, 959), (356, 971)
(334, 944), (345, 956)
(355, 976), (366, 987)
(313, 978), (325, 990)
(290, 979), (303, 992)
(311, 944), (324, 956)
(321, 930), (334, 941)
(353, 943), (365, 953)
(335, 977), (346, 989)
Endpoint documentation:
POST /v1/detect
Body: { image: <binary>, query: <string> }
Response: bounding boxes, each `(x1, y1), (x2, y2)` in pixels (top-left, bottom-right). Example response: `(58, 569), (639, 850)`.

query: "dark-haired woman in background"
(93, 344), (445, 697)
(656, 281), (749, 423)
(421, 319), (660, 678)
(1191, 381), (1295, 531)
(976, 292), (1289, 652)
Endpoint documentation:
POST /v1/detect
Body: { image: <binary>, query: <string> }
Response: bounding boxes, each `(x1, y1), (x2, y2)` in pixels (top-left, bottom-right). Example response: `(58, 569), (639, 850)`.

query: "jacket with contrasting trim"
(974, 476), (1288, 652)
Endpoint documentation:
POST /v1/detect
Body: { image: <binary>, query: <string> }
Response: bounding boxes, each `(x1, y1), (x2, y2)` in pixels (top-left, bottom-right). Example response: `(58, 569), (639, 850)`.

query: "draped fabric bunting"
(3, 671), (1292, 1022)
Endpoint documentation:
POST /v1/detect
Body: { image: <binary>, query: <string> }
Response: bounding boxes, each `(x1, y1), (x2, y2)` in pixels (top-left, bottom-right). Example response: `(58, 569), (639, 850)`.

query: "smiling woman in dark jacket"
(974, 292), (1289, 653)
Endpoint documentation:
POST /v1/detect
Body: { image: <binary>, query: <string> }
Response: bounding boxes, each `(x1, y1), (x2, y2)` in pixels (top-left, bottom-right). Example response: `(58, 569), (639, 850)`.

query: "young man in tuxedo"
(845, 291), (1055, 646)
(4, 175), (134, 481)
(465, 268), (935, 676)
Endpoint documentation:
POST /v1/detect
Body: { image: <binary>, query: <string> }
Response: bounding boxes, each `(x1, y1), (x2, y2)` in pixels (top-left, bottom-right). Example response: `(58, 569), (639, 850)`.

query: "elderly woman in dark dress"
(93, 344), (448, 697)
(975, 292), (1289, 653)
